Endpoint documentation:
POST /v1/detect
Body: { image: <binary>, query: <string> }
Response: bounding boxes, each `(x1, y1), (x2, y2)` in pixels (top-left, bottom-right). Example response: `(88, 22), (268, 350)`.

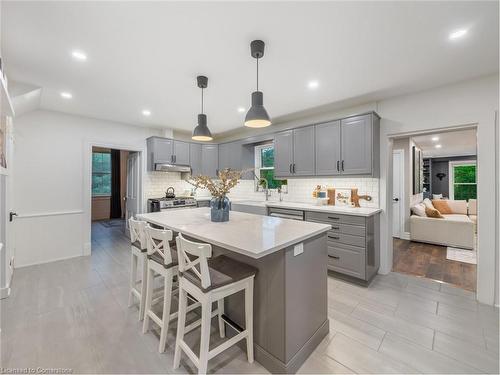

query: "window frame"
(448, 160), (477, 200)
(254, 143), (286, 190)
(92, 151), (112, 197)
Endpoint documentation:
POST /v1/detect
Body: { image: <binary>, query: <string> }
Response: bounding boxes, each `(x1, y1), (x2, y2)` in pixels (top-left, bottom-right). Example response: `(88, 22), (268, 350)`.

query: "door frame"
(392, 149), (405, 239)
(83, 141), (145, 256)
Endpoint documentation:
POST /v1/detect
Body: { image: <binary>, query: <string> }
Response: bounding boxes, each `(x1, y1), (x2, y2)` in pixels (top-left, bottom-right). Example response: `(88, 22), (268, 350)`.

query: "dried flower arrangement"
(188, 168), (251, 198)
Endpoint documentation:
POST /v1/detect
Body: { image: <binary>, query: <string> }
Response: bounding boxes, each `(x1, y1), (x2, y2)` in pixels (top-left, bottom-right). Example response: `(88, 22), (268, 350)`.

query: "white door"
(125, 152), (141, 229)
(392, 150), (403, 238)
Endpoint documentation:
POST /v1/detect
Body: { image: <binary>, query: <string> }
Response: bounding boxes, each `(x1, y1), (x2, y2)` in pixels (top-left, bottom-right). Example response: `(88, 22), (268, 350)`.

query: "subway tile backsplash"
(145, 172), (379, 208)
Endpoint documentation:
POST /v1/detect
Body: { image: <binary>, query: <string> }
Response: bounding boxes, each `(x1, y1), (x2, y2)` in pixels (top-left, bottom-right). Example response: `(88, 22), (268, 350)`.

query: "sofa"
(410, 199), (475, 249)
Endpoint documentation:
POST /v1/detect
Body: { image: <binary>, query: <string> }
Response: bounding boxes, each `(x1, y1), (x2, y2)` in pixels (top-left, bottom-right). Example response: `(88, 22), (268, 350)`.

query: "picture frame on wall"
(412, 145), (423, 194)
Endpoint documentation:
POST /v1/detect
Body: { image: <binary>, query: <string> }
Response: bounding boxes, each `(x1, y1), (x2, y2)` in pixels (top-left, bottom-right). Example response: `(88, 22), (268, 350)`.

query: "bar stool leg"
(173, 287), (188, 369)
(245, 278), (254, 363)
(198, 298), (212, 375)
(159, 273), (173, 353)
(142, 265), (154, 334)
(139, 254), (148, 321)
(217, 299), (225, 338)
(128, 251), (137, 307)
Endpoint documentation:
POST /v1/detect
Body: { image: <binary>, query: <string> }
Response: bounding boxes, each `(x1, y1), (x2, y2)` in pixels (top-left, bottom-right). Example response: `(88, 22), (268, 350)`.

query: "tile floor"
(1, 222), (498, 374)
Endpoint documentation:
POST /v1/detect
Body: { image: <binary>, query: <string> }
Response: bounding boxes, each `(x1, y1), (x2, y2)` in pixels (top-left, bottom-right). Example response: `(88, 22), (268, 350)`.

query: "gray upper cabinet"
(147, 137), (173, 170)
(274, 130), (294, 177)
(340, 115), (373, 175)
(292, 126), (315, 175)
(202, 144), (219, 177)
(173, 140), (190, 165)
(189, 143), (202, 176)
(315, 121), (341, 175)
(218, 141), (241, 171)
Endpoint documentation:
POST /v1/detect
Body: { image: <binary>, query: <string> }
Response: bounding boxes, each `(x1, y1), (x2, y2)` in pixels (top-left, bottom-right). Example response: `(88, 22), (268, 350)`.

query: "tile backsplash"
(145, 172), (379, 208)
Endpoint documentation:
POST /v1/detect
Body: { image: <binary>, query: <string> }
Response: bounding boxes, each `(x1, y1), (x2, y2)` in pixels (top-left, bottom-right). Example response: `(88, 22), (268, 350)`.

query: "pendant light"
(192, 75), (213, 141)
(245, 40), (271, 128)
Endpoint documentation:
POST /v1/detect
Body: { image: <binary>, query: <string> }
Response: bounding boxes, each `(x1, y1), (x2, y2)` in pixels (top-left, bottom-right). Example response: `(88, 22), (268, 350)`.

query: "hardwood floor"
(393, 238), (477, 291)
(1, 223), (497, 374)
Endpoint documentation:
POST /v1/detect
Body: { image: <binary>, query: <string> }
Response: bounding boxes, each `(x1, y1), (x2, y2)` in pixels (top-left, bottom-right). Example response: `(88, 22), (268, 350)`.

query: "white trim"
(392, 149), (405, 238)
(14, 210), (83, 219)
(15, 253), (86, 269)
(448, 160), (477, 200)
(0, 286), (11, 299)
(400, 231), (411, 240)
(83, 140), (145, 256)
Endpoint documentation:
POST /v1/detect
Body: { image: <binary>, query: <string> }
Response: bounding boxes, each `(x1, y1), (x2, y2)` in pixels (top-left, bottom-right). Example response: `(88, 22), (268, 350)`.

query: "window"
(449, 161), (476, 201)
(255, 144), (286, 189)
(92, 152), (112, 196)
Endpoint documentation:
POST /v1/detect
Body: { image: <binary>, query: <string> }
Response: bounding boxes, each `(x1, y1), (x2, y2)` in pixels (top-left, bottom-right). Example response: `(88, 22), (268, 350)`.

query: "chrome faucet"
(260, 179), (270, 201)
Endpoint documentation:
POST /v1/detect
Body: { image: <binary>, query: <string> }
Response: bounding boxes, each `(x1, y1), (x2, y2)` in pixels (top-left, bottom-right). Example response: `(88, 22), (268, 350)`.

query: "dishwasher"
(267, 207), (305, 221)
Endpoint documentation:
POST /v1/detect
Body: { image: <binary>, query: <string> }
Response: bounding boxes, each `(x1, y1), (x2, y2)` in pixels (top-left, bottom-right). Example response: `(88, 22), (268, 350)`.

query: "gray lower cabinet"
(189, 143), (202, 176)
(315, 121), (341, 175)
(196, 199), (210, 208)
(173, 140), (190, 165)
(202, 144), (219, 177)
(305, 210), (380, 284)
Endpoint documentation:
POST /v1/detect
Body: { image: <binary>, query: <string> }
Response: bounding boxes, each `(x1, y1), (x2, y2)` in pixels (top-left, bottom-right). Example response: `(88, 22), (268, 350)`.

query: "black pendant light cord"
(256, 57), (259, 91)
(201, 87), (204, 114)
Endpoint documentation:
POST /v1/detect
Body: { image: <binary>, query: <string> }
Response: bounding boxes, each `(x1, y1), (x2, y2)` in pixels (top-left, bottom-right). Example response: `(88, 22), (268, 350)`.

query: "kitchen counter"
(138, 207), (330, 373)
(138, 207), (330, 259)
(231, 199), (382, 217)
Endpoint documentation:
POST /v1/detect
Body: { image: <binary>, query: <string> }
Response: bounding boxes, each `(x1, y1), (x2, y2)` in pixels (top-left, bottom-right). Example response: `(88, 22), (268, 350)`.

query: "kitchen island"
(138, 207), (331, 374)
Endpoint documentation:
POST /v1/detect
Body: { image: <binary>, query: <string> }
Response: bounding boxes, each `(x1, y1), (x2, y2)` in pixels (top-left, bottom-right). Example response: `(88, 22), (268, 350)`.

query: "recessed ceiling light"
(71, 50), (87, 61)
(449, 29), (468, 40)
(237, 107), (245, 113)
(60, 92), (72, 99)
(431, 136), (439, 142)
(435, 144), (442, 149)
(307, 80), (319, 89)
(142, 109), (151, 116)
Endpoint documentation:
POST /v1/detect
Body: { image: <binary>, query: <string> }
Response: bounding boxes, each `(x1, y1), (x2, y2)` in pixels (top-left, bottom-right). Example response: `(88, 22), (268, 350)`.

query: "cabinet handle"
(328, 255), (340, 260)
(337, 160), (340, 172)
(327, 216), (340, 220)
(293, 164), (296, 173)
(341, 160), (345, 171)
(328, 235), (340, 240)
(289, 164), (293, 173)
(332, 226), (339, 230)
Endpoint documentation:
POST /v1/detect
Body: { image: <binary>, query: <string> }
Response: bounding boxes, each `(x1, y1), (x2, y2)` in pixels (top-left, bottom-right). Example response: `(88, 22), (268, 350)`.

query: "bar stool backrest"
(129, 218), (147, 249)
(145, 225), (174, 266)
(176, 233), (212, 289)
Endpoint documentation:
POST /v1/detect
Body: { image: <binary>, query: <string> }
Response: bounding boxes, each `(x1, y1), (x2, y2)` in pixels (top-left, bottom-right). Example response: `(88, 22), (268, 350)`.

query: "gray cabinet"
(340, 115), (373, 175)
(274, 130), (294, 177)
(202, 144), (219, 177)
(189, 143), (202, 176)
(147, 137), (173, 170)
(305, 210), (380, 284)
(293, 126), (315, 175)
(219, 141), (241, 171)
(173, 140), (190, 165)
(315, 121), (341, 175)
(274, 127), (314, 177)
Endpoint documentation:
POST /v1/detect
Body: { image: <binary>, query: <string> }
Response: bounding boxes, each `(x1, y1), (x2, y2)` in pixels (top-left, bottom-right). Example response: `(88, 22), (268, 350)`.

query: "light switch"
(294, 243), (304, 256)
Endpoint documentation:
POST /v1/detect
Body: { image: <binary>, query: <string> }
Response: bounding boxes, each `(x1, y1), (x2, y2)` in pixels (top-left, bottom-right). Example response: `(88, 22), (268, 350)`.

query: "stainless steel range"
(147, 197), (197, 212)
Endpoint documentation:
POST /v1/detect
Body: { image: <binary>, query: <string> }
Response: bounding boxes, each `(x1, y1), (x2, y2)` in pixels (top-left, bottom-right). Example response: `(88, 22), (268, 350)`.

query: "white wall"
(12, 109), (165, 267)
(377, 74), (499, 305)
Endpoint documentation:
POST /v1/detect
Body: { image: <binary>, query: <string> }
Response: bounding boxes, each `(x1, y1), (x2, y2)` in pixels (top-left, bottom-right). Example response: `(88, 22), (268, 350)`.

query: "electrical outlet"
(293, 243), (304, 256)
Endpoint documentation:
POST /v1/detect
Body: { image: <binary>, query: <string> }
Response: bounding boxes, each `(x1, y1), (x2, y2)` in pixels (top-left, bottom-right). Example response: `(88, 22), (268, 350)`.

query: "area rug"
(446, 247), (477, 264)
(100, 220), (125, 228)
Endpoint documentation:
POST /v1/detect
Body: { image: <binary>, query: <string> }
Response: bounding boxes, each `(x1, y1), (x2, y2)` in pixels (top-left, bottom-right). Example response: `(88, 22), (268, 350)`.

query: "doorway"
(390, 127), (478, 291)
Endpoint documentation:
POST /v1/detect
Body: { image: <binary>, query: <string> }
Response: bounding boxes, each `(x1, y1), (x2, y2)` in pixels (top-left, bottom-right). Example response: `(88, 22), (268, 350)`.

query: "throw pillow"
(425, 207), (444, 218)
(432, 194), (443, 200)
(411, 203), (427, 217)
(432, 199), (453, 214)
(423, 198), (434, 210)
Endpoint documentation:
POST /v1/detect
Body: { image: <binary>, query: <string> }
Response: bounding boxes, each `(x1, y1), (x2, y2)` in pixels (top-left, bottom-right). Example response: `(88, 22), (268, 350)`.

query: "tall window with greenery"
(92, 152), (112, 196)
(255, 144), (286, 189)
(450, 161), (476, 200)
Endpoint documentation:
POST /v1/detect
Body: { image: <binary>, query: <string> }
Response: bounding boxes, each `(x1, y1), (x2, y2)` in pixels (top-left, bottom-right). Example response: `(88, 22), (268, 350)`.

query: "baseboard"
(400, 232), (411, 240)
(0, 286), (11, 299)
(16, 253), (88, 268)
(83, 242), (91, 256)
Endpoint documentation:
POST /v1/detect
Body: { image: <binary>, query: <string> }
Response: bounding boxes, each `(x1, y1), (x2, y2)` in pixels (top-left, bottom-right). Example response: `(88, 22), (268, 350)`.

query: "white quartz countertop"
(231, 199), (382, 217)
(138, 207), (331, 259)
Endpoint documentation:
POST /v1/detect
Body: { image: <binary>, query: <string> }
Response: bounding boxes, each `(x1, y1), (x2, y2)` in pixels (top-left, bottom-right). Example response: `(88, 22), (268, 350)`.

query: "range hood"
(154, 163), (191, 173)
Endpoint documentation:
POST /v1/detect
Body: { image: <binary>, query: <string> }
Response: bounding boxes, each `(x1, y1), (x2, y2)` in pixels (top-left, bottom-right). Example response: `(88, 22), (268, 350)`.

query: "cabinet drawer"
(305, 211), (365, 226)
(327, 232), (366, 248)
(327, 245), (366, 279)
(329, 224), (365, 237)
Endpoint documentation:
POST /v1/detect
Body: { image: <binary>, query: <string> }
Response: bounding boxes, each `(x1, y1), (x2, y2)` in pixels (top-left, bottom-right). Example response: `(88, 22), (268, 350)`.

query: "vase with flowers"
(189, 168), (248, 222)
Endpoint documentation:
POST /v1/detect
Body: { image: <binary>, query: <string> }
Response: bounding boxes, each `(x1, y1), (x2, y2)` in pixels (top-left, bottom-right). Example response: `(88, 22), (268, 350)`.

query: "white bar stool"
(128, 218), (148, 321)
(173, 233), (257, 374)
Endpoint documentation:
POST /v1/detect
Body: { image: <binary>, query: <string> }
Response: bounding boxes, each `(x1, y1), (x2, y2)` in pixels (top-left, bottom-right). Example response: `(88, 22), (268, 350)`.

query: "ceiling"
(413, 129), (477, 158)
(2, 1), (498, 135)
